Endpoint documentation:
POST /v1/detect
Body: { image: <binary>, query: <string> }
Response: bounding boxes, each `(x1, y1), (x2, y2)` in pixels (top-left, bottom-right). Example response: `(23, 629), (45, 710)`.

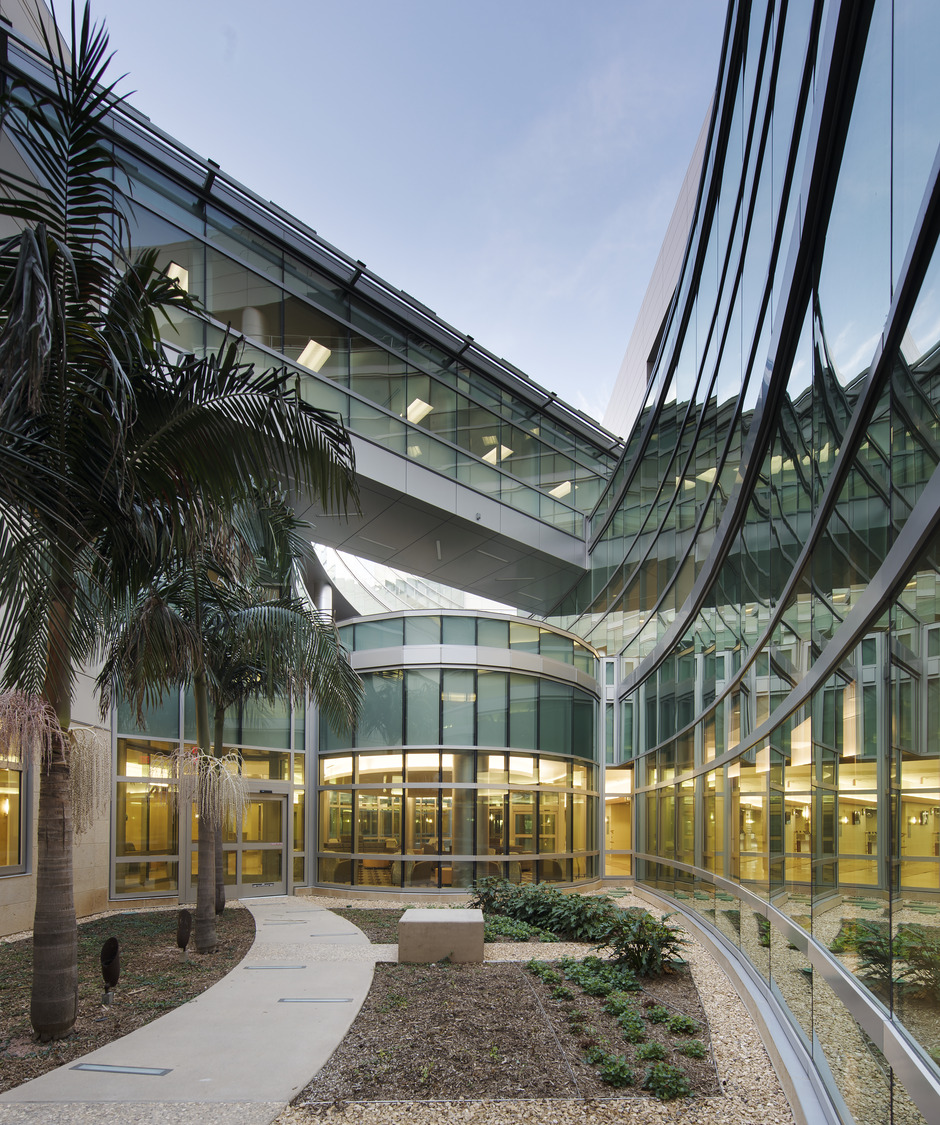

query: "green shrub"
(470, 877), (516, 915)
(894, 924), (940, 997)
(854, 925), (894, 985)
(830, 918), (885, 954)
(597, 1054), (635, 1087)
(636, 1041), (667, 1061)
(584, 1044), (608, 1064)
(838, 921), (940, 997)
(755, 914), (771, 948)
(470, 879), (617, 941)
(551, 985), (574, 1000)
(597, 908), (687, 976)
(676, 1039), (707, 1058)
(644, 1004), (671, 1024)
(643, 1061), (692, 1101)
(668, 1013), (701, 1035)
(618, 1010), (647, 1043)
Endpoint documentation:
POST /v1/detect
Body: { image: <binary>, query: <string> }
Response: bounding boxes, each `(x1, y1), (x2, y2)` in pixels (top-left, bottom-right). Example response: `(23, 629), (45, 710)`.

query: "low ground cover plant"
(643, 1061), (693, 1100)
(596, 1052), (635, 1087)
(677, 1039), (708, 1058)
(636, 1041), (667, 1061)
(482, 914), (558, 943)
(525, 952), (706, 1100)
(558, 954), (640, 995)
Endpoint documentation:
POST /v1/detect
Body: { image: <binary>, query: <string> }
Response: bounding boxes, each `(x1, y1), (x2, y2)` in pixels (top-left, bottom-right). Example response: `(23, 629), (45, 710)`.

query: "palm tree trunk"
(213, 705), (226, 916)
(31, 574), (77, 1040)
(192, 665), (218, 953)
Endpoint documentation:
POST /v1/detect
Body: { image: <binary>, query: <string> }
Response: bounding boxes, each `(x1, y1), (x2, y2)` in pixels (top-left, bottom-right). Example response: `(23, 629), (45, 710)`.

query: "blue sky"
(90, 1), (725, 427)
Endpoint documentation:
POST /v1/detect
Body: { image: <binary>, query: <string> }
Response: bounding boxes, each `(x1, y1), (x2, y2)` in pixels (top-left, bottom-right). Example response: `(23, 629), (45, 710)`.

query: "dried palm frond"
(68, 724), (110, 835)
(161, 746), (247, 828)
(0, 690), (60, 768)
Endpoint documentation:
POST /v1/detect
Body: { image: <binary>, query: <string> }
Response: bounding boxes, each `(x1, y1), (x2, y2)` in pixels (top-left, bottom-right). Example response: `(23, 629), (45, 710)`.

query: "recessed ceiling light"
(298, 339), (332, 372)
(166, 261), (189, 291)
(406, 398), (433, 423)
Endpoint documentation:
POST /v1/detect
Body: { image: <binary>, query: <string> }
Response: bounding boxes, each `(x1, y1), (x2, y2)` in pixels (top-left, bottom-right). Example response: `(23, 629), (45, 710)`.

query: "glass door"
(186, 791), (288, 900)
(239, 794), (287, 894)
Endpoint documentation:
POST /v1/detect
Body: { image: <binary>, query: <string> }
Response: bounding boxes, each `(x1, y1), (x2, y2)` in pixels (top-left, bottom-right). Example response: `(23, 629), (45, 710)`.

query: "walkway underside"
(296, 437), (588, 615)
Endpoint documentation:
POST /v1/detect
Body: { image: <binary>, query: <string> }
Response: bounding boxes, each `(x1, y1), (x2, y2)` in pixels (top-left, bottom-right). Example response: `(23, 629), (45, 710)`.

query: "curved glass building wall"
(318, 613), (600, 889)
(565, 1), (940, 1120)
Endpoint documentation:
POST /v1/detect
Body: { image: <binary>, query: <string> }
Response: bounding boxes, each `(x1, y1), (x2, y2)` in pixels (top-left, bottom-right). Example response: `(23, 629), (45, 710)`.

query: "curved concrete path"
(0, 898), (385, 1125)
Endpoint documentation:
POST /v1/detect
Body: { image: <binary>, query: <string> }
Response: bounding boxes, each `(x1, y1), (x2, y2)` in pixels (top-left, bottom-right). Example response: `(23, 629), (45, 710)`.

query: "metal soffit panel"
(294, 476), (585, 615)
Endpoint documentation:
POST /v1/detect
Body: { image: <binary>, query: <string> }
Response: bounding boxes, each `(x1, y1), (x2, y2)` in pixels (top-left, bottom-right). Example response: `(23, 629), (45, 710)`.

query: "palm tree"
(0, 6), (356, 1036)
(200, 501), (360, 920)
(99, 493), (361, 951)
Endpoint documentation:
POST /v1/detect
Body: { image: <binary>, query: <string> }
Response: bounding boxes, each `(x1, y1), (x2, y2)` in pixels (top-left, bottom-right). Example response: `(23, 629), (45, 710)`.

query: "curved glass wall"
(318, 612), (600, 889)
(585, 0), (940, 1120)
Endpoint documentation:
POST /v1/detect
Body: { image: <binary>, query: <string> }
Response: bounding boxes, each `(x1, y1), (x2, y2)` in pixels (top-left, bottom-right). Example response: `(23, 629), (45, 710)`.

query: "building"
(2, 0), (940, 1120)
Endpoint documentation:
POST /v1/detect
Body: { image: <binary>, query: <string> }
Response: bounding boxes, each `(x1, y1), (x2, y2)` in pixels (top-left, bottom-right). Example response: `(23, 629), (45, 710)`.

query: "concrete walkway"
(0, 898), (385, 1125)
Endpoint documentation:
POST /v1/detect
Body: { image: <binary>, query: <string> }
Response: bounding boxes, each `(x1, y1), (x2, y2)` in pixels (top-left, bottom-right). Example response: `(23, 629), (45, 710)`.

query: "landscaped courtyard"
(0, 889), (796, 1123)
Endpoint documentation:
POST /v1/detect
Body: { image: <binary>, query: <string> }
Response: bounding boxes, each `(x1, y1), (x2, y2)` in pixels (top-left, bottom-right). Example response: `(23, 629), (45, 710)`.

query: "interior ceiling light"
(406, 398), (433, 424)
(697, 467), (717, 483)
(483, 444), (513, 465)
(549, 480), (572, 498)
(298, 339), (332, 372)
(166, 261), (189, 291)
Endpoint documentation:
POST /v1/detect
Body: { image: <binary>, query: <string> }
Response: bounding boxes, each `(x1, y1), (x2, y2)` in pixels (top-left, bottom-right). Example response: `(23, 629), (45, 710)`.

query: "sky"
(86, 1), (726, 428)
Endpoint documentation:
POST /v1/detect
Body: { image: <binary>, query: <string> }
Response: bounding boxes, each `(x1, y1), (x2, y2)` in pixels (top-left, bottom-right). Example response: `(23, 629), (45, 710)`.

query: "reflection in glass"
(114, 861), (178, 895)
(116, 781), (177, 857)
(0, 768), (21, 868)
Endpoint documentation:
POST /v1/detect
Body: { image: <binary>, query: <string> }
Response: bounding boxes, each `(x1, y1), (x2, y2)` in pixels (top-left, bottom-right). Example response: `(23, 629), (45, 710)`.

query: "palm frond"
(0, 2), (128, 265)
(97, 582), (201, 722)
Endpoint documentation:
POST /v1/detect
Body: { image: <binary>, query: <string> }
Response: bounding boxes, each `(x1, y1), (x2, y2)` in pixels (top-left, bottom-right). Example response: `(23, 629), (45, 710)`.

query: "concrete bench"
(398, 907), (484, 963)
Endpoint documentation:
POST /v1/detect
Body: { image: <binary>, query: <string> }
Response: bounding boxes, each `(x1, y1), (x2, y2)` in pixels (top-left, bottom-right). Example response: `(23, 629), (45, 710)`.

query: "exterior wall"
(0, 663), (110, 938)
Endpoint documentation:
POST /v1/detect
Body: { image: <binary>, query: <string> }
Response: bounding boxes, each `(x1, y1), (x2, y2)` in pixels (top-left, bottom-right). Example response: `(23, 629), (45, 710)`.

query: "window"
(0, 765), (23, 873)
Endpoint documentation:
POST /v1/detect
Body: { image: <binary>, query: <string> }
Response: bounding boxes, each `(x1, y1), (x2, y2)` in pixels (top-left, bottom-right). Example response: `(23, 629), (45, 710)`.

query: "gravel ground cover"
(0, 905), (254, 1093)
(283, 894), (796, 1125)
(293, 957), (719, 1104)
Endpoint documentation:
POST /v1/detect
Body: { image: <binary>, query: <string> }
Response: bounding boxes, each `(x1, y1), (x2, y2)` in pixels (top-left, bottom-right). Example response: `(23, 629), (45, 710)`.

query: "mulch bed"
(297, 909), (720, 1106)
(0, 906), (254, 1093)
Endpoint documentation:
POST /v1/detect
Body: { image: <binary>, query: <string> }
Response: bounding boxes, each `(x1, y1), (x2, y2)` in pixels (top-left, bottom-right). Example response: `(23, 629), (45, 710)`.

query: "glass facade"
(113, 696), (306, 900)
(559, 1), (940, 1120)
(77, 98), (618, 538)
(318, 613), (600, 889)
